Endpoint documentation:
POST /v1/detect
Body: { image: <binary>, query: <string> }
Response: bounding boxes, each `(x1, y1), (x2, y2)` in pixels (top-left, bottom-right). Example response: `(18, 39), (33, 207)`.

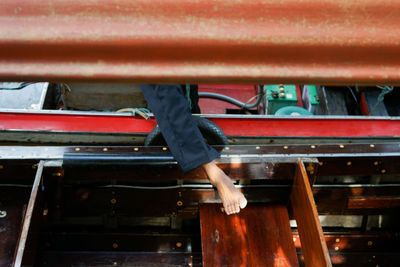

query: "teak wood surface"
(200, 204), (298, 267)
(290, 159), (332, 267)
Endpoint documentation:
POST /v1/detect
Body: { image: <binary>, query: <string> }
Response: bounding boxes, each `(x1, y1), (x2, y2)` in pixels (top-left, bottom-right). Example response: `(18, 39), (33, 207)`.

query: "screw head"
(110, 198), (117, 204)
(177, 201), (183, 207)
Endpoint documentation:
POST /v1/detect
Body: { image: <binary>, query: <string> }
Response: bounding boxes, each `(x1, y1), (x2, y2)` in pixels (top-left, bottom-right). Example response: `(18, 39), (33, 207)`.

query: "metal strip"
(0, 144), (399, 160)
(1, 0), (400, 83)
(1, 111), (400, 137)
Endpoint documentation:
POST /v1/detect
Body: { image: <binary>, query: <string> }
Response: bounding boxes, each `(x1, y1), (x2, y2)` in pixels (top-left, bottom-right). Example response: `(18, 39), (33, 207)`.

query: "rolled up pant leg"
(141, 84), (219, 173)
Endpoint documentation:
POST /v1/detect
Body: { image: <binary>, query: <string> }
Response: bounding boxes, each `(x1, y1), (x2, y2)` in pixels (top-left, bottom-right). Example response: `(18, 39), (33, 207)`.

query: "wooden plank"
(200, 204), (298, 267)
(0, 190), (30, 267)
(313, 185), (400, 215)
(348, 196), (400, 209)
(292, 231), (400, 252)
(290, 159), (332, 267)
(12, 161), (44, 267)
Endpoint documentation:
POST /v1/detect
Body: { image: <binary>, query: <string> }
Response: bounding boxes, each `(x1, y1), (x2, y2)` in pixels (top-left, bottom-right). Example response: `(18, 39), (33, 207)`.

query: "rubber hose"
(145, 116), (229, 146)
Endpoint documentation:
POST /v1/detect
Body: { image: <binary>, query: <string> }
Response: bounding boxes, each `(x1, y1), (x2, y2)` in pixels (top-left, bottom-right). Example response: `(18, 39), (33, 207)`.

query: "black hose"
(198, 86), (264, 109)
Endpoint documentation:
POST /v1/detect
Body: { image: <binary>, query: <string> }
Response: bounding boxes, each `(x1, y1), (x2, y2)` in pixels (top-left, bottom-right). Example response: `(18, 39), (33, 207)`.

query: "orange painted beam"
(1, 0), (400, 84)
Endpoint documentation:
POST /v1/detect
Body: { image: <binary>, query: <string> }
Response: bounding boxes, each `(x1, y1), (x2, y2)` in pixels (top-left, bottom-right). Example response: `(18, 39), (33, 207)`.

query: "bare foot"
(202, 160), (247, 215)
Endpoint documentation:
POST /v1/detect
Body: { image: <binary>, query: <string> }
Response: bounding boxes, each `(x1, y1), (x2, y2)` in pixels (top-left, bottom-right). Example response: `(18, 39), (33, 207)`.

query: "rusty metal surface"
(1, 0), (400, 83)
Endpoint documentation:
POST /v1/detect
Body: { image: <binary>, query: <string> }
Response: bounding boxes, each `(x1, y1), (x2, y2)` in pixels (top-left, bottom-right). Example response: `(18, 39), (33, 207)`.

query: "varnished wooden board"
(290, 159), (331, 267)
(200, 204), (299, 267)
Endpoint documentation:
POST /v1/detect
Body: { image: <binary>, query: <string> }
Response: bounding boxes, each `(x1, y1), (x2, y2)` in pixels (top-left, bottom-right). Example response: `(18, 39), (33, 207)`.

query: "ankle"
(202, 161), (224, 185)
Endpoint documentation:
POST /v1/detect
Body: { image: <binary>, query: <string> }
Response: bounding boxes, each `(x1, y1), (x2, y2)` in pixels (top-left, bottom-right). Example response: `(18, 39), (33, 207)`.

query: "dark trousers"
(141, 84), (219, 172)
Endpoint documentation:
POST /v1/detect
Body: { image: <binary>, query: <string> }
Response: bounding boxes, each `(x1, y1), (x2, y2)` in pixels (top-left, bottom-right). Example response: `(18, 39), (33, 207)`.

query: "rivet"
(368, 241), (373, 246)
(162, 147), (168, 151)
(381, 169), (386, 174)
(134, 147), (139, 151)
(319, 162), (323, 166)
(283, 146), (288, 149)
(256, 146), (260, 149)
(110, 198), (117, 204)
(112, 243), (119, 249)
(75, 147), (80, 151)
(103, 148), (108, 151)
(293, 237), (296, 242)
(370, 144), (375, 148)
(225, 147), (230, 150)
(310, 145), (316, 149)
(176, 242), (182, 248)
(374, 161), (379, 166)
(334, 246), (339, 251)
(177, 201), (183, 206)
(347, 161), (352, 166)
(339, 144), (344, 148)
(335, 238), (340, 243)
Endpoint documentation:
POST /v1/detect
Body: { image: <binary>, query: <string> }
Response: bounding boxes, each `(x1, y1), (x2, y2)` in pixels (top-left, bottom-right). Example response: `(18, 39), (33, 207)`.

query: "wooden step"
(200, 204), (299, 267)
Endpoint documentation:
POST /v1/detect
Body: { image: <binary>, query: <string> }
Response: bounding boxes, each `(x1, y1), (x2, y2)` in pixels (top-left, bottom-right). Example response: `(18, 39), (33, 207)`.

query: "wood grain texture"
(290, 159), (331, 267)
(12, 161), (44, 267)
(200, 204), (298, 267)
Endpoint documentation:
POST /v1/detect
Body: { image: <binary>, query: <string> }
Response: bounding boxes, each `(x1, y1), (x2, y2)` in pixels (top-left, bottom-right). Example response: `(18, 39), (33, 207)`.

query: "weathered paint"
(1, 111), (400, 138)
(0, 0), (400, 83)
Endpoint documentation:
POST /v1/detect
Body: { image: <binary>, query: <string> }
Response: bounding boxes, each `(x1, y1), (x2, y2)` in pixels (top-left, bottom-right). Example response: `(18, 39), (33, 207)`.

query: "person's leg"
(141, 84), (247, 215)
(141, 84), (218, 172)
(202, 160), (247, 215)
